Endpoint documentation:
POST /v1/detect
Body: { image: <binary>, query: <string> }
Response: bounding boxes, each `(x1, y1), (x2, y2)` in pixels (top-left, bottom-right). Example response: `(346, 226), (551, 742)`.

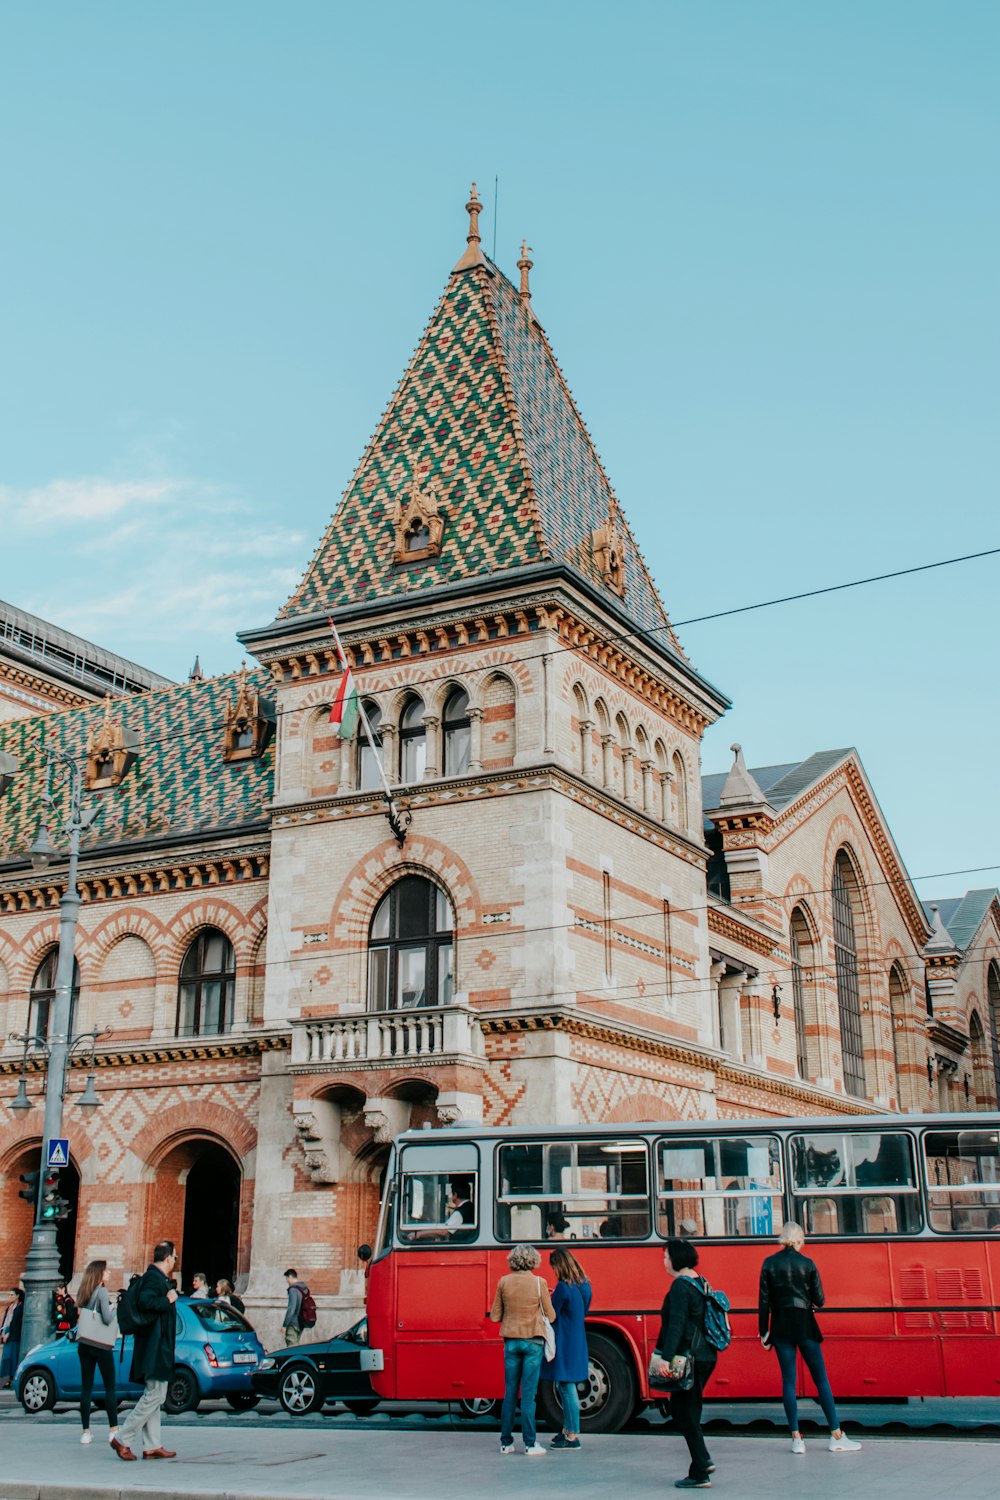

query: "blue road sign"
(46, 1138), (69, 1168)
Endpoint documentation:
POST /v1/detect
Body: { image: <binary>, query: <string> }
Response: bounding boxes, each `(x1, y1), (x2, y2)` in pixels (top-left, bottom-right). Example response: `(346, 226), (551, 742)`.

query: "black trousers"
(78, 1343), (119, 1429)
(670, 1360), (716, 1479)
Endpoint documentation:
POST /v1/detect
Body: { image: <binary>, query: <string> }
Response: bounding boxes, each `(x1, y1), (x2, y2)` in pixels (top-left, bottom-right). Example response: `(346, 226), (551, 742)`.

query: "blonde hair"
(508, 1243), (541, 1272)
(779, 1221), (805, 1249)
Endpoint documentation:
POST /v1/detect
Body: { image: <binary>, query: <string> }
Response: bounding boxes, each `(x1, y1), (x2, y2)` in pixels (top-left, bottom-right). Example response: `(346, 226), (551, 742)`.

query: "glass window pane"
(438, 942), (454, 1005)
(397, 948), (427, 1008)
(657, 1135), (782, 1239)
(371, 895), (391, 941)
(496, 1141), (650, 1241)
(29, 998), (50, 1044)
(791, 1135), (846, 1189)
(201, 981), (223, 1033)
(445, 724), (471, 776)
(359, 743), (382, 791)
(203, 932), (228, 973)
(397, 878), (431, 939)
(368, 947), (390, 1011)
(444, 690), (470, 724)
(435, 886), (454, 933)
(402, 697), (425, 731)
(924, 1129), (1000, 1233)
(402, 734), (426, 783)
(398, 1172), (478, 1241)
(178, 984), (197, 1035)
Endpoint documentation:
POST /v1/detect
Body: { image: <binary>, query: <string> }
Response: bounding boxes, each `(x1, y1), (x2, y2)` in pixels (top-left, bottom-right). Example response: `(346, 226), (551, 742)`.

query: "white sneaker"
(499, 1444), (515, 1455)
(80, 1432), (92, 1445)
(829, 1434), (861, 1452)
(791, 1436), (805, 1455)
(524, 1444), (547, 1456)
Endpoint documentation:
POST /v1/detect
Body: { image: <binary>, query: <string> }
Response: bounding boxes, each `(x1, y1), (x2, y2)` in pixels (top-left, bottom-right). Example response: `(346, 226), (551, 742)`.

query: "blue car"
(15, 1297), (266, 1415)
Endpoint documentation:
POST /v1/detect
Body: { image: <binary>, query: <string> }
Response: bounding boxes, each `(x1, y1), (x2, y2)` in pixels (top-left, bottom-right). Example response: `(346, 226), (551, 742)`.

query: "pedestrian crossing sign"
(46, 1138), (69, 1168)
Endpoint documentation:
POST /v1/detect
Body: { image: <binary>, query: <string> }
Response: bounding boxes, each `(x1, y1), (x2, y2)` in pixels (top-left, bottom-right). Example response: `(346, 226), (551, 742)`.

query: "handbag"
(648, 1349), (694, 1392)
(537, 1278), (556, 1363)
(77, 1302), (118, 1349)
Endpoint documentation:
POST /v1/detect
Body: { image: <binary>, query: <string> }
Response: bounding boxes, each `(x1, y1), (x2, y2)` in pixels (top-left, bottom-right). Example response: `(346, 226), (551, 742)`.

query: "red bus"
(363, 1112), (1000, 1431)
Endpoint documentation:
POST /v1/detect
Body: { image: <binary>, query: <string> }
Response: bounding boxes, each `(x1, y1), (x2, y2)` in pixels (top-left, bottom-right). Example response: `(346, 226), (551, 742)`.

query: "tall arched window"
(672, 751), (689, 830)
(368, 876), (454, 1011)
(572, 685), (590, 779)
(443, 689), (471, 776)
(358, 700), (383, 791)
(29, 950), (80, 1044)
(399, 695), (426, 784)
(888, 962), (908, 1105)
(988, 962), (1000, 1101)
(789, 907), (814, 1080)
(970, 1011), (994, 1110)
(832, 851), (866, 1097)
(177, 929), (236, 1036)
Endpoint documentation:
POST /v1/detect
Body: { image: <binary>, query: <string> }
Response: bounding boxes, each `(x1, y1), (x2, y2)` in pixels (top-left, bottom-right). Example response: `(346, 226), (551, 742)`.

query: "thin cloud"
(0, 476), (177, 525)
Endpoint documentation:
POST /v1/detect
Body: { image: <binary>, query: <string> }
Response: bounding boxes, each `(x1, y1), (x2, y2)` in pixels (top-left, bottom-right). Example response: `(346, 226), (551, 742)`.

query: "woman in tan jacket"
(490, 1244), (556, 1455)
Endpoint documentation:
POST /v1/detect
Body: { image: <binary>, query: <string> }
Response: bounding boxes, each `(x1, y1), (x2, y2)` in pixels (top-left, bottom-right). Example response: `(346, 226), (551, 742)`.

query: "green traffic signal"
(39, 1168), (71, 1222)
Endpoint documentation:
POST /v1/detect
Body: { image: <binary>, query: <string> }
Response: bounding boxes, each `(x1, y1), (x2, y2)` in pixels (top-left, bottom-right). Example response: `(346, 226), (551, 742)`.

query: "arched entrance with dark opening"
(0, 1144), (80, 1291)
(151, 1139), (242, 1294)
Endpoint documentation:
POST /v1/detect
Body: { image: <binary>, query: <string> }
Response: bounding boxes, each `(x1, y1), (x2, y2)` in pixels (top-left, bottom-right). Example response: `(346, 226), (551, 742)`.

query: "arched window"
(832, 851), (866, 1097)
(29, 949), (80, 1044)
(572, 685), (590, 779)
(443, 689), (471, 776)
(672, 751), (689, 830)
(358, 700), (383, 791)
(177, 929), (236, 1036)
(988, 962), (1000, 1101)
(888, 962), (908, 1104)
(789, 907), (814, 1080)
(970, 1011), (994, 1110)
(399, 696), (426, 784)
(368, 876), (454, 1011)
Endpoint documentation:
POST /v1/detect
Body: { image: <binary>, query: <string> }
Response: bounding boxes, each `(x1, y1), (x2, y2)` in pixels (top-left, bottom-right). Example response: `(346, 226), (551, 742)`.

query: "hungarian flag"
(329, 664), (359, 739)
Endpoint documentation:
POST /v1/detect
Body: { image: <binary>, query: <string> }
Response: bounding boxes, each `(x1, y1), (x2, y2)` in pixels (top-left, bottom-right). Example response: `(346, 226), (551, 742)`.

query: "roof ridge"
(478, 266), (551, 563)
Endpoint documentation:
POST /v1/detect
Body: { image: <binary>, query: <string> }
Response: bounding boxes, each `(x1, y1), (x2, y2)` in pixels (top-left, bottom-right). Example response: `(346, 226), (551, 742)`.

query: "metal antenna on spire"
(492, 175), (498, 262)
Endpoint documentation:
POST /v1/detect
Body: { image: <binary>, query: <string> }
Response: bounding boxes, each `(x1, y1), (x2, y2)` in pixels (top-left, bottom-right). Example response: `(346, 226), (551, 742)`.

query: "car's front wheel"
(457, 1397), (502, 1419)
(19, 1368), (56, 1413)
(164, 1366), (200, 1414)
(278, 1364), (324, 1415)
(226, 1392), (261, 1411)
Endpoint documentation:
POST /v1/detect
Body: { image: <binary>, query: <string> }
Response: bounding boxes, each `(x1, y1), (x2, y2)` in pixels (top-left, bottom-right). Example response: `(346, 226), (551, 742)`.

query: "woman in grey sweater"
(75, 1260), (119, 1445)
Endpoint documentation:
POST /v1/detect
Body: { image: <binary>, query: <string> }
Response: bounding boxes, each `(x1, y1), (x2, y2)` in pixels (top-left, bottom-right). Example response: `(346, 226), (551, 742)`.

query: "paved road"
(0, 1423), (997, 1500)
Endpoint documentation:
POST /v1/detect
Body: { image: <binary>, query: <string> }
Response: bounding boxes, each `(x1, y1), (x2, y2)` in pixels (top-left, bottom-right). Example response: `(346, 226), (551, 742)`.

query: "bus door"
(392, 1142), (497, 1399)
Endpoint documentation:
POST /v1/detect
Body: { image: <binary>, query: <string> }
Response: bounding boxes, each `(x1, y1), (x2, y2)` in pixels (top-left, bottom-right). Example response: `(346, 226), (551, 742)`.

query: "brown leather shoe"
(143, 1448), (177, 1459)
(110, 1438), (137, 1461)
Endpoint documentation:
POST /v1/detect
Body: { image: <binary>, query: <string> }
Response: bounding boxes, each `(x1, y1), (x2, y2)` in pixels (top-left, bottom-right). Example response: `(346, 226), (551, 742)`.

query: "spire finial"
(466, 182), (482, 247)
(517, 239), (533, 303)
(453, 181), (487, 272)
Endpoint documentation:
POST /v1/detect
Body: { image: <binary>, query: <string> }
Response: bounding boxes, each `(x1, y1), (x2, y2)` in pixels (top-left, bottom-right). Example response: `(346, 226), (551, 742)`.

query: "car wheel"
(226, 1392), (261, 1411)
(164, 1366), (200, 1414)
(342, 1398), (380, 1416)
(537, 1333), (636, 1435)
(19, 1368), (57, 1413)
(278, 1364), (325, 1415)
(457, 1397), (502, 1419)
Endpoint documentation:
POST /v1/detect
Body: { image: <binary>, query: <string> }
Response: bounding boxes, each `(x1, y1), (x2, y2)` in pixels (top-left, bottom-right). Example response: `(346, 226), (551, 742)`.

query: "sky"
(1, 1), (997, 900)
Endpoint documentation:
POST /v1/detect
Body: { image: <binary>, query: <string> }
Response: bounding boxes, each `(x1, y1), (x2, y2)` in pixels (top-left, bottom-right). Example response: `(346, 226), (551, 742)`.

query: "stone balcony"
(290, 1003), (485, 1071)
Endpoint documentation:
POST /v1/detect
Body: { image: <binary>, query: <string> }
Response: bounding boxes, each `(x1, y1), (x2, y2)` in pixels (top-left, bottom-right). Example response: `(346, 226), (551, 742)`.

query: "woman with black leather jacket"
(655, 1239), (716, 1489)
(758, 1222), (861, 1455)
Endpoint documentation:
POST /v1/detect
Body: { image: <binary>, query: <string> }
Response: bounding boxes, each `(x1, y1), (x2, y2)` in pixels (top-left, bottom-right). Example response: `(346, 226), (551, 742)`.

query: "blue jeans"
(558, 1379), (581, 1434)
(501, 1339), (544, 1447)
(774, 1340), (840, 1432)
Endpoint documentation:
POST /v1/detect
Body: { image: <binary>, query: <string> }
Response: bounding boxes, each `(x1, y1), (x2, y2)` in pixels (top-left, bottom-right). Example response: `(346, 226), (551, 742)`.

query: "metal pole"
(20, 759), (82, 1356)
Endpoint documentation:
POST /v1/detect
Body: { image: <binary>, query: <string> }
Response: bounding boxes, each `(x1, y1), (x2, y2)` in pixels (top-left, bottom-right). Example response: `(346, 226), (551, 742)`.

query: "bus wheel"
(538, 1333), (636, 1435)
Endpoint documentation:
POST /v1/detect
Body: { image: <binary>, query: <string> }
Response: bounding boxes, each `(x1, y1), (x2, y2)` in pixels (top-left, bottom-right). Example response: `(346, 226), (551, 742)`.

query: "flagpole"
(328, 619), (411, 845)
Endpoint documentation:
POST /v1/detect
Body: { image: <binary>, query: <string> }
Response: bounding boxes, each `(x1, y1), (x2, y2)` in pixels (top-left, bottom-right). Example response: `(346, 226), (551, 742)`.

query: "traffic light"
(39, 1168), (71, 1222)
(18, 1169), (40, 1205)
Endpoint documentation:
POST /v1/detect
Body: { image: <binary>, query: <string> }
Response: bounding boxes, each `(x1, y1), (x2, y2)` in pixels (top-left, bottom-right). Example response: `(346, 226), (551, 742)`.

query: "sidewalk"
(0, 1425), (995, 1500)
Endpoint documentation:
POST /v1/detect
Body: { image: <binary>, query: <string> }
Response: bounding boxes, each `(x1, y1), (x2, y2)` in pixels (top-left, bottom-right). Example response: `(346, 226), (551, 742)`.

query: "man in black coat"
(111, 1240), (179, 1462)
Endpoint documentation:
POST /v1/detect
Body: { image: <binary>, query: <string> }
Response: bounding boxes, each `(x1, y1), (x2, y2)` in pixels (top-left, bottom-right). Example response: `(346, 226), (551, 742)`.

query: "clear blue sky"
(1, 2), (997, 899)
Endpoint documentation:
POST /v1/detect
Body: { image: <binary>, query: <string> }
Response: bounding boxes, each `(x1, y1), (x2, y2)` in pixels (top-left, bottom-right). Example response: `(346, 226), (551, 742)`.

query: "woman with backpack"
(653, 1239), (719, 1489)
(75, 1260), (119, 1446)
(542, 1247), (592, 1449)
(758, 1222), (861, 1455)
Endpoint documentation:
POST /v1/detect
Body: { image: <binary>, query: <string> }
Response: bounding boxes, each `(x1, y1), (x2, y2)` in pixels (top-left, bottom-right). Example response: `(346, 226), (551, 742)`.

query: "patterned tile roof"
(281, 255), (676, 645)
(0, 669), (274, 867)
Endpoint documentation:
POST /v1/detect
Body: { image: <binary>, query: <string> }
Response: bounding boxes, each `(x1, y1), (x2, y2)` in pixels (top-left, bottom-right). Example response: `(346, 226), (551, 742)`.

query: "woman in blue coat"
(544, 1247), (592, 1449)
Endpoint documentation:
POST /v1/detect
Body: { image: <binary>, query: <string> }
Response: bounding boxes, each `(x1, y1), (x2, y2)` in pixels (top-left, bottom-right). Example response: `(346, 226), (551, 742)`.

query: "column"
(423, 715), (441, 779)
(640, 759), (655, 814)
(622, 747), (636, 805)
(601, 733), (614, 790)
(468, 707), (484, 774)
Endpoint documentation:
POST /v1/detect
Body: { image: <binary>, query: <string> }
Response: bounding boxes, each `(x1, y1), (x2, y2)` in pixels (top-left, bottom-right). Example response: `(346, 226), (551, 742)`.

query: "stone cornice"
(707, 901), (779, 958)
(0, 662), (91, 711)
(273, 762), (708, 867)
(0, 846), (270, 913)
(0, 1032), (289, 1076)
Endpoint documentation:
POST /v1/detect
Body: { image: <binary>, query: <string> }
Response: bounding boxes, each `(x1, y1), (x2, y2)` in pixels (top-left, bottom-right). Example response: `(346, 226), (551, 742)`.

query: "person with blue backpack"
(652, 1239), (731, 1490)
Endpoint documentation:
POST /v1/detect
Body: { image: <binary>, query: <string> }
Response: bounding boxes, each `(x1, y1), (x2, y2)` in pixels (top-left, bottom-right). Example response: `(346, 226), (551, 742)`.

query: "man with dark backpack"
(111, 1240), (179, 1463)
(282, 1268), (316, 1345)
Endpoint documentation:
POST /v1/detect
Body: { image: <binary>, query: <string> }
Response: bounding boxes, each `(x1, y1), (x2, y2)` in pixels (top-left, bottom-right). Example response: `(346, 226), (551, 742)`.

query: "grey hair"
(779, 1221), (805, 1248)
(508, 1243), (542, 1272)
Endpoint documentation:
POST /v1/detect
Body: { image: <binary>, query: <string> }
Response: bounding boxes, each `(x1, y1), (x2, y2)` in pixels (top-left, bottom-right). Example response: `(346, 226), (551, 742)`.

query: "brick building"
(1, 190), (998, 1344)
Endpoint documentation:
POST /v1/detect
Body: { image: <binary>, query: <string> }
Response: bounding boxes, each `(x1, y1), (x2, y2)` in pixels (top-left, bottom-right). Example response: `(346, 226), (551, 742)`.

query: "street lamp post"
(19, 748), (95, 1357)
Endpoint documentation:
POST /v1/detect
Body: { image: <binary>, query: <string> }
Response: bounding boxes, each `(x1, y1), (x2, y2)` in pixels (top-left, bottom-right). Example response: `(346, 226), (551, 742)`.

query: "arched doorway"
(0, 1145), (80, 1290)
(151, 1139), (241, 1292)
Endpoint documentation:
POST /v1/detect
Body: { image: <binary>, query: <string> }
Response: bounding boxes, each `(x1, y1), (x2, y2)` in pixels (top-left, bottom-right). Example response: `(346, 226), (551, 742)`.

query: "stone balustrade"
(291, 1004), (484, 1069)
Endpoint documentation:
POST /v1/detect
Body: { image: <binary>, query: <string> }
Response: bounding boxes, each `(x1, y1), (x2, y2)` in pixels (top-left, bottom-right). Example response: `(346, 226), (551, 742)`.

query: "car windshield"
(188, 1300), (252, 1333)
